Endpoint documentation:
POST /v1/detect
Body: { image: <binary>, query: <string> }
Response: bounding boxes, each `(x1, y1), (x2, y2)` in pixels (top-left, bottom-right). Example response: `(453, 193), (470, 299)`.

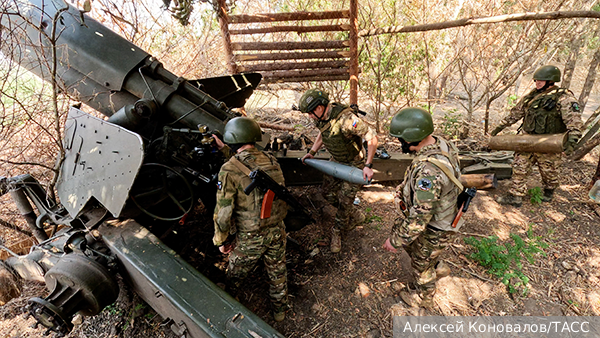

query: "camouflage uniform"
(391, 137), (463, 298)
(496, 86), (583, 196)
(316, 103), (377, 231)
(213, 147), (288, 313)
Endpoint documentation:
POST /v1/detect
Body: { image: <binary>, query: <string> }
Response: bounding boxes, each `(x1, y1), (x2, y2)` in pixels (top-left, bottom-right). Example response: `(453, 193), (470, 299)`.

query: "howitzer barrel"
(488, 133), (566, 154)
(304, 159), (370, 185)
(459, 174), (497, 190)
(0, 0), (235, 133)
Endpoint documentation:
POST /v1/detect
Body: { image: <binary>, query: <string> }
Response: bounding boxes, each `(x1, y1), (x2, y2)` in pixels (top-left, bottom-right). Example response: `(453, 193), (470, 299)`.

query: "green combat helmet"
(389, 107), (434, 142)
(298, 89), (329, 114)
(223, 117), (262, 144)
(533, 65), (561, 83)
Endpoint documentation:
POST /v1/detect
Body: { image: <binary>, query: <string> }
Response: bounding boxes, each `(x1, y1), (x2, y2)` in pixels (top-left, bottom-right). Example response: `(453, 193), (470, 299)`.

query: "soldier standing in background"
(383, 108), (463, 309)
(212, 117), (289, 322)
(297, 89), (378, 253)
(491, 65), (583, 207)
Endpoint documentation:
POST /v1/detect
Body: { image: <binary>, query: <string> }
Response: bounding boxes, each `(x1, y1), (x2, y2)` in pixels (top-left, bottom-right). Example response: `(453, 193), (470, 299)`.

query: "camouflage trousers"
(227, 224), (288, 312)
(322, 174), (361, 231)
(403, 225), (455, 297)
(509, 152), (562, 197)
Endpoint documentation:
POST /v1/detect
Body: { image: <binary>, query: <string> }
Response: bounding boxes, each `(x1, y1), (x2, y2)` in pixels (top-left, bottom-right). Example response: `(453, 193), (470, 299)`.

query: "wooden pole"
(216, 0), (237, 74)
(262, 74), (350, 84)
(238, 60), (348, 72)
(229, 11), (349, 23)
(258, 122), (296, 131)
(230, 24), (349, 35)
(349, 0), (359, 105)
(261, 68), (350, 79)
(231, 40), (349, 51)
(359, 10), (600, 37)
(235, 50), (351, 61)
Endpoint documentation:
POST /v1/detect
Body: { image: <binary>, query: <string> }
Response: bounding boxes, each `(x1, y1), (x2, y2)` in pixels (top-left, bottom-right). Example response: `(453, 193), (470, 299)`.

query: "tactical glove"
(490, 126), (504, 136)
(564, 131), (582, 155)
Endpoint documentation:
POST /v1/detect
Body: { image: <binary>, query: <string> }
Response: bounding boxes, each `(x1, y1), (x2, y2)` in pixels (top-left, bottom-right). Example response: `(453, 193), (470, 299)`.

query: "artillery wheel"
(129, 163), (194, 221)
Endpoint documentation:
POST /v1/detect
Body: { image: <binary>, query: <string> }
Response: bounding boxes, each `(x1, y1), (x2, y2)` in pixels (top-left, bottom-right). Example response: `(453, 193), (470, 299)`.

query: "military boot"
(330, 228), (342, 253)
(399, 289), (420, 308)
(542, 188), (555, 202)
(434, 261), (451, 279)
(496, 193), (523, 207)
(419, 290), (436, 310)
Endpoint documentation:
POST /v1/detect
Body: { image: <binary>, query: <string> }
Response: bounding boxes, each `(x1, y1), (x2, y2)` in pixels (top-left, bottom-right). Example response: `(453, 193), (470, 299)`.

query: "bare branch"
(0, 218), (33, 237)
(0, 159), (54, 170)
(359, 11), (600, 37)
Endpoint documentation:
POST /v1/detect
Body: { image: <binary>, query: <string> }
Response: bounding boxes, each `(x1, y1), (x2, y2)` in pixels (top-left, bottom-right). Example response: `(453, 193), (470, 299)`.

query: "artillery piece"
(0, 0), (290, 336)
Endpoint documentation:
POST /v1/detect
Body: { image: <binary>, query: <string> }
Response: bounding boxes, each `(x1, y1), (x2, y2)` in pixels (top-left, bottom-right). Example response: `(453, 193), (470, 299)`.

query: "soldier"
(383, 107), (463, 309)
(212, 117), (289, 322)
(491, 65), (583, 206)
(297, 89), (378, 253)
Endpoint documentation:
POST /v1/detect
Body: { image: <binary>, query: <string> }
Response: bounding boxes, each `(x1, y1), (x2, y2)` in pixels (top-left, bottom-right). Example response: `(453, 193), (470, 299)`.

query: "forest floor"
(1, 93), (600, 338)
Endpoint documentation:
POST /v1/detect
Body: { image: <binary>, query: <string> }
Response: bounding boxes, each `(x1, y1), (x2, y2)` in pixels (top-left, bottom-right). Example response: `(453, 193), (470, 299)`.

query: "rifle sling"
(230, 157), (275, 220)
(229, 157), (253, 176)
(422, 158), (464, 191)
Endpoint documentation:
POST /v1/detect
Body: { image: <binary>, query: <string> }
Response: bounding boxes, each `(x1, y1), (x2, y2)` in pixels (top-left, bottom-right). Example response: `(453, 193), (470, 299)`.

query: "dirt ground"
(2, 148), (600, 338)
(1, 95), (600, 337)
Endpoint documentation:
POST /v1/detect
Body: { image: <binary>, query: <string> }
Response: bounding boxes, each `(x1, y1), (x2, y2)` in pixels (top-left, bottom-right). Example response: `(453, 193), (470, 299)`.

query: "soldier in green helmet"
(491, 65), (583, 207)
(383, 107), (463, 310)
(297, 88), (378, 253)
(212, 117), (289, 322)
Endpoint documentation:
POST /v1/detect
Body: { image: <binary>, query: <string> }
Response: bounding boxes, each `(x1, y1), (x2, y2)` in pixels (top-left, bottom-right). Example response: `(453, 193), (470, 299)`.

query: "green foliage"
(1, 67), (48, 113)
(104, 304), (122, 316)
(464, 229), (547, 295)
(528, 186), (543, 205)
(507, 94), (518, 109)
(441, 108), (461, 139)
(123, 303), (147, 331)
(365, 207), (383, 230)
(588, 36), (600, 50)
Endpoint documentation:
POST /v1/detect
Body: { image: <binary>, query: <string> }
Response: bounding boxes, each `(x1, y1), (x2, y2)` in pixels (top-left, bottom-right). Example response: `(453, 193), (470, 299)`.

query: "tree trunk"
(568, 131), (600, 161)
(584, 106), (600, 129)
(562, 34), (584, 89)
(484, 99), (493, 134)
(577, 22), (600, 111)
(578, 48), (600, 112)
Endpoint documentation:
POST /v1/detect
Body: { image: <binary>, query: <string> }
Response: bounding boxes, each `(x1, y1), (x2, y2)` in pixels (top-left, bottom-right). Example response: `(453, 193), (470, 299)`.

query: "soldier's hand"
(383, 238), (398, 253)
(219, 242), (235, 254)
(363, 167), (373, 183)
(301, 153), (314, 164)
(490, 126), (504, 136)
(212, 134), (225, 150)
(564, 130), (582, 155)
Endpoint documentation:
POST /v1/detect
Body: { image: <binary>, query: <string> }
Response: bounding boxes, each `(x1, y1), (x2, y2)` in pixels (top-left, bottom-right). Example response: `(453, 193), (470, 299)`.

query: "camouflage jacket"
(497, 86), (583, 135)
(391, 137), (463, 247)
(213, 147), (288, 246)
(316, 103), (377, 164)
